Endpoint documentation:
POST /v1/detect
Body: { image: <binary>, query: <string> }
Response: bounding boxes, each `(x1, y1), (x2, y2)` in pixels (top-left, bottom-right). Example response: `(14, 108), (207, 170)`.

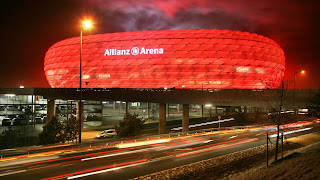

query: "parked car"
(35, 105), (46, 111)
(6, 114), (17, 119)
(16, 114), (26, 119)
(85, 114), (99, 121)
(12, 117), (27, 126)
(35, 117), (43, 124)
(43, 116), (48, 123)
(2, 118), (12, 126)
(6, 105), (20, 111)
(60, 105), (67, 110)
(90, 108), (101, 113)
(0, 105), (6, 111)
(96, 129), (117, 139)
(22, 107), (32, 114)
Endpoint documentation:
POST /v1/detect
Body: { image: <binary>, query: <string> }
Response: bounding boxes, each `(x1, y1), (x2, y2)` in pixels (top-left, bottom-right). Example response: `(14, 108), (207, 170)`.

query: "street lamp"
(293, 70), (305, 112)
(294, 70), (305, 89)
(79, 19), (93, 143)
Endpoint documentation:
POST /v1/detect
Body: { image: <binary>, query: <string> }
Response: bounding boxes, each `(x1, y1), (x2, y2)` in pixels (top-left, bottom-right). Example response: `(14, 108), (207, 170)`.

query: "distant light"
(19, 86), (24, 89)
(205, 104), (212, 107)
(301, 70), (305, 74)
(82, 75), (90, 79)
(164, 87), (167, 90)
(182, 85), (185, 88)
(82, 19), (93, 30)
(102, 101), (107, 104)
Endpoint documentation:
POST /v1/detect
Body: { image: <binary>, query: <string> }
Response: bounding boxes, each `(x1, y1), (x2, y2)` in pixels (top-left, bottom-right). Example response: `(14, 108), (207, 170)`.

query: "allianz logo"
(104, 47), (164, 56)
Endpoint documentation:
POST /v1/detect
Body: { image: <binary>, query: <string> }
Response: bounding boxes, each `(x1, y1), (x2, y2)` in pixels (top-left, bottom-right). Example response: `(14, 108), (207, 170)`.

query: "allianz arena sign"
(44, 29), (285, 89)
(104, 47), (164, 56)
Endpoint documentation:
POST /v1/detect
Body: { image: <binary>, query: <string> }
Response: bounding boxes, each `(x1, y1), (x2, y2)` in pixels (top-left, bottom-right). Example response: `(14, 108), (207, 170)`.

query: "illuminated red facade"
(44, 29), (285, 89)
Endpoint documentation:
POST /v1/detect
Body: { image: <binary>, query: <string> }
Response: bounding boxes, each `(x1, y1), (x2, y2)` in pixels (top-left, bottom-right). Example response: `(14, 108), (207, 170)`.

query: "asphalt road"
(0, 121), (319, 180)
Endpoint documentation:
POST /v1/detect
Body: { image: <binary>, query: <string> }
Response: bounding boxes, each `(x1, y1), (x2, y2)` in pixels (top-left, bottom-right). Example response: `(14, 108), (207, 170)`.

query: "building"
(44, 29), (285, 89)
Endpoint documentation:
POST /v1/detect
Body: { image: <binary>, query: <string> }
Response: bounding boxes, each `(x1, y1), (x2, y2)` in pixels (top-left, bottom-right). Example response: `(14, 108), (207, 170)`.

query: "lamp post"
(294, 70), (305, 90)
(79, 19), (93, 143)
(293, 70), (305, 111)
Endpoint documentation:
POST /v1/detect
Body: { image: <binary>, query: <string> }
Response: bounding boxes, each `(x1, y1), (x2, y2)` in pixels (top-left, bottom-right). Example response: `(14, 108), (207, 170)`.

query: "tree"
(115, 113), (146, 138)
(264, 80), (291, 162)
(65, 115), (79, 143)
(39, 116), (65, 145)
(307, 88), (320, 118)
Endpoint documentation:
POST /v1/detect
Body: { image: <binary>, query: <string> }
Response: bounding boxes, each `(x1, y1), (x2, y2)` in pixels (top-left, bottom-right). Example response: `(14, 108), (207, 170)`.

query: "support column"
(125, 102), (129, 114)
(76, 101), (84, 130)
(201, 105), (204, 118)
(119, 101), (122, 115)
(159, 103), (166, 134)
(167, 103), (170, 118)
(136, 102), (139, 113)
(113, 101), (116, 110)
(102, 101), (108, 126)
(147, 103), (150, 118)
(182, 104), (189, 132)
(47, 99), (56, 119)
(215, 106), (218, 115)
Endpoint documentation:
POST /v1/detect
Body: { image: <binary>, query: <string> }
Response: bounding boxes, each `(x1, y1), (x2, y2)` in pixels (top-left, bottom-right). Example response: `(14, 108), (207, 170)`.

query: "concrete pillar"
(125, 102), (129, 114)
(147, 103), (150, 118)
(77, 101), (84, 130)
(167, 103), (170, 117)
(215, 106), (218, 115)
(182, 104), (189, 132)
(119, 101), (122, 115)
(47, 99), (56, 119)
(159, 103), (166, 134)
(102, 101), (108, 126)
(201, 105), (204, 118)
(136, 102), (139, 113)
(113, 101), (116, 110)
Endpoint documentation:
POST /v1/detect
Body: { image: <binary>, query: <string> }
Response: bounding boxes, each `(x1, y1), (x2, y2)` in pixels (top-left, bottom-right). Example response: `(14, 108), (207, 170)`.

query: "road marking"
(42, 159), (148, 180)
(229, 135), (238, 139)
(176, 138), (259, 157)
(68, 155), (175, 179)
(175, 148), (192, 151)
(203, 140), (214, 143)
(0, 169), (26, 177)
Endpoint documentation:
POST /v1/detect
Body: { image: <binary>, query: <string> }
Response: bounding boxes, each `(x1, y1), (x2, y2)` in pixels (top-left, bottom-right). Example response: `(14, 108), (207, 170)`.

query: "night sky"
(1, 0), (319, 89)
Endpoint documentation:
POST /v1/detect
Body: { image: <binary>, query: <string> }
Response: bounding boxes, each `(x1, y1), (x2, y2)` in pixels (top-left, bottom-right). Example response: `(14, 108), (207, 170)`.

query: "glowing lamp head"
(301, 70), (305, 74)
(82, 19), (93, 30)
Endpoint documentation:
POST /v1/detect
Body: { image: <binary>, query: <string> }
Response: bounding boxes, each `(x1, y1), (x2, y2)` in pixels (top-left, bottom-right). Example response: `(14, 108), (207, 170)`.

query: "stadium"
(44, 29), (285, 89)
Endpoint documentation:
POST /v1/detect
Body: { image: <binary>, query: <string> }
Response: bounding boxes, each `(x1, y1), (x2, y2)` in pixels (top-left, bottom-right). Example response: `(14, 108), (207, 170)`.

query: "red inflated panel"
(44, 29), (285, 89)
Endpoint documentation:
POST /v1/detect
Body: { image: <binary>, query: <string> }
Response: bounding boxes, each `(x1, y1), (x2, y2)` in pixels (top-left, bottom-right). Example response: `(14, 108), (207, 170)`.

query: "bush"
(234, 112), (246, 126)
(39, 116), (65, 145)
(65, 115), (79, 143)
(0, 127), (21, 149)
(115, 113), (146, 138)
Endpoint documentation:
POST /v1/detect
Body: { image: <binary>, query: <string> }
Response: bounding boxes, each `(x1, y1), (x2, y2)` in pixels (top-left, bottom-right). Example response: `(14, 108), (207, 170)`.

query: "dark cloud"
(86, 0), (319, 88)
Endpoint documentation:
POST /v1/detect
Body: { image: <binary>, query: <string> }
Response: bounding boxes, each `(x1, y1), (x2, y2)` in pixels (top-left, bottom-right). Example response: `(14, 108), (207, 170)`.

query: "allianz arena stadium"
(44, 29), (285, 89)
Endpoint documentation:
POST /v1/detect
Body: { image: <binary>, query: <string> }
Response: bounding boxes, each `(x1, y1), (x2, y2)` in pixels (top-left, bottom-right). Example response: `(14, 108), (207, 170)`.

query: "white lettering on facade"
(104, 47), (164, 56)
